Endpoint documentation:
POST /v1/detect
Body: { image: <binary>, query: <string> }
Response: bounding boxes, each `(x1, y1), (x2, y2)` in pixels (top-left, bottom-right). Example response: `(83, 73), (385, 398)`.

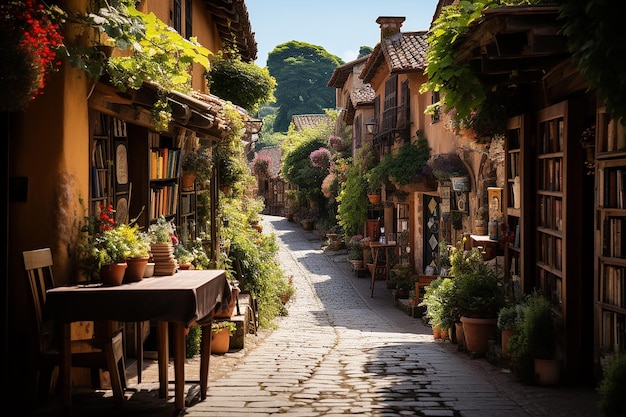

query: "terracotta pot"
(501, 328), (515, 359)
(211, 328), (230, 354)
(433, 326), (442, 339)
(367, 194), (381, 204)
(100, 263), (127, 286)
(124, 257), (148, 282)
(460, 316), (497, 355)
(181, 172), (196, 190)
(534, 358), (561, 385)
(455, 322), (465, 348)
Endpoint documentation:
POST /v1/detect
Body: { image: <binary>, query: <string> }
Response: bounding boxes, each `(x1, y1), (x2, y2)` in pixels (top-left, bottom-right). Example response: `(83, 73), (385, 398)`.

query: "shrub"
(598, 353), (626, 417)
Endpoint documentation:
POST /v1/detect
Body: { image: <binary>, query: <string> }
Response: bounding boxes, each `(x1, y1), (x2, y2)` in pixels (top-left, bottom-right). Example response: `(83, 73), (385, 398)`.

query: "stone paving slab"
(23, 215), (601, 417)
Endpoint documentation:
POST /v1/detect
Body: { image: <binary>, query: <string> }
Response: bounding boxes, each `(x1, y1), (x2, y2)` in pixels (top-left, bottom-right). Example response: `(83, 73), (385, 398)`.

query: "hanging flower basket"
(0, 1), (65, 112)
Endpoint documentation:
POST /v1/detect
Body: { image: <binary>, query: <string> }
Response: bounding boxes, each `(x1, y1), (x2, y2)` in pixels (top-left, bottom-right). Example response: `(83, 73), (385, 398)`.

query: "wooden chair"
(23, 248), (127, 405)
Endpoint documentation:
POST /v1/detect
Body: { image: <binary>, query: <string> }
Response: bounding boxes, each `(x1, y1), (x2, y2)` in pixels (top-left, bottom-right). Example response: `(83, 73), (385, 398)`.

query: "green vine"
(420, 1), (493, 121)
(421, 0), (553, 125)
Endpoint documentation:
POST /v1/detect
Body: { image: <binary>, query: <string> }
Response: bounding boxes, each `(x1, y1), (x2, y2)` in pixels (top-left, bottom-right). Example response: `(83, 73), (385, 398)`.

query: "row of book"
(603, 217), (626, 259)
(540, 119), (564, 154)
(539, 158), (563, 192)
(538, 196), (563, 232)
(601, 311), (625, 354)
(91, 167), (109, 199)
(112, 118), (127, 137)
(92, 140), (108, 169)
(602, 266), (625, 308)
(508, 152), (520, 179)
(150, 148), (182, 180)
(538, 233), (563, 271)
(149, 183), (178, 220)
(603, 168), (626, 209)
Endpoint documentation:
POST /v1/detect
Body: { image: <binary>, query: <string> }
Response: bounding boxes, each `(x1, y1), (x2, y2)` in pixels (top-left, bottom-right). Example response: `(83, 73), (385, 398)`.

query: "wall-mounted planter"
(451, 176), (470, 192)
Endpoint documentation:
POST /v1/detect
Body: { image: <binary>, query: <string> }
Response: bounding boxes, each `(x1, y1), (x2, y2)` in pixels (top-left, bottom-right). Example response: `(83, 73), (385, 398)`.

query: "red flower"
(0, 0), (65, 111)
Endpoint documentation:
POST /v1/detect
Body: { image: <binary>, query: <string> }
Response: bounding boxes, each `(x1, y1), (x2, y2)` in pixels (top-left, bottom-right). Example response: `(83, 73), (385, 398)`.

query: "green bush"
(185, 325), (201, 358)
(598, 353), (626, 417)
(509, 293), (559, 383)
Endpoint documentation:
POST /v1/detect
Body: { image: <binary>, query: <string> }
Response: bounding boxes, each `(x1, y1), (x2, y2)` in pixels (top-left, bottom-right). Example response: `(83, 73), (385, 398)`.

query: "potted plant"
(116, 223), (151, 282)
(174, 243), (194, 269)
(509, 293), (561, 385)
(452, 244), (505, 355)
(181, 149), (212, 189)
(347, 235), (365, 269)
(77, 203), (129, 285)
(420, 277), (459, 340)
(211, 320), (237, 354)
(497, 304), (520, 360)
(598, 353), (626, 417)
(92, 226), (131, 286)
(148, 215), (178, 276)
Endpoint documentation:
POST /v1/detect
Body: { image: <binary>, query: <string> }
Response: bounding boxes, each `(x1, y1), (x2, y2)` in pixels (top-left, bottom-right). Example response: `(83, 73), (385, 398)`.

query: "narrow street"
(28, 215), (600, 417)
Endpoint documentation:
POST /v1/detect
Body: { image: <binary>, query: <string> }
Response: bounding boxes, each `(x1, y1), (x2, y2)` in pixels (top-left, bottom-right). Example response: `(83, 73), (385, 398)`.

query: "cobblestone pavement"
(26, 215), (601, 417)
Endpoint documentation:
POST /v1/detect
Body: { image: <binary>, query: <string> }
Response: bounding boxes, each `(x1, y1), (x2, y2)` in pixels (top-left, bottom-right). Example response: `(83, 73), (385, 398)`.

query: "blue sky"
(246, 0), (440, 67)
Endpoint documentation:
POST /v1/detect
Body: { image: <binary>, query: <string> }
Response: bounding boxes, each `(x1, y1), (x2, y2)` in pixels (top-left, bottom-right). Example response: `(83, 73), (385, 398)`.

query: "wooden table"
(46, 270), (230, 412)
(369, 242), (397, 297)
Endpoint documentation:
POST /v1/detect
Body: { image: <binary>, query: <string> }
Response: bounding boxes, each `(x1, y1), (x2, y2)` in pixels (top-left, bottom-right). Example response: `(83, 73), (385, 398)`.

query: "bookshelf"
(535, 103), (566, 306)
(126, 126), (183, 231)
(89, 113), (130, 223)
(595, 106), (626, 358)
(504, 115), (526, 297)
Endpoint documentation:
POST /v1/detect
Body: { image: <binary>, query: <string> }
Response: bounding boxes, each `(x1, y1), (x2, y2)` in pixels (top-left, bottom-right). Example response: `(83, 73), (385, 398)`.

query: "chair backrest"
(23, 248), (55, 353)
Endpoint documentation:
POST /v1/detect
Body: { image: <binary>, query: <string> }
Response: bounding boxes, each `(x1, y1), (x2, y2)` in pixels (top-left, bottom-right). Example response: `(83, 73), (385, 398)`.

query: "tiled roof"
(327, 55), (371, 88)
(291, 114), (332, 131)
(360, 32), (429, 83)
(203, 0), (257, 62)
(344, 84), (375, 124)
(350, 85), (375, 106)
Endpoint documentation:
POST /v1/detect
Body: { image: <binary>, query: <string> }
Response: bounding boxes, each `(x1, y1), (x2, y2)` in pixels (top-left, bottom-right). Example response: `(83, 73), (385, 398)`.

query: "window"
(431, 91), (441, 123)
(185, 0), (193, 38)
(173, 0), (182, 33)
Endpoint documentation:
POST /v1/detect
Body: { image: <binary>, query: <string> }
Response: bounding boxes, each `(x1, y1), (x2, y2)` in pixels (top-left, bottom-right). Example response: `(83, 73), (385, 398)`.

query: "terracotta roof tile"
(327, 55), (371, 88)
(291, 114), (332, 131)
(350, 85), (375, 106)
(381, 31), (429, 72)
(360, 31), (429, 83)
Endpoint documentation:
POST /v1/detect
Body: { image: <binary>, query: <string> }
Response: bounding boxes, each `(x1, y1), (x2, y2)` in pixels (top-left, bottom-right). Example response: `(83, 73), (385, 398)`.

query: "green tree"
(358, 46), (373, 58)
(206, 51), (276, 113)
(267, 41), (343, 132)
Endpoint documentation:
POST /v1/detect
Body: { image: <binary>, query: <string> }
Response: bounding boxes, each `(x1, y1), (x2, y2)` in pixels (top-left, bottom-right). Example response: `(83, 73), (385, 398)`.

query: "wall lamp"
(365, 119), (378, 135)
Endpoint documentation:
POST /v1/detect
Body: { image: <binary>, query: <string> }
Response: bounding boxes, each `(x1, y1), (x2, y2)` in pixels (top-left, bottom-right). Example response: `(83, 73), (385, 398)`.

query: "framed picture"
(114, 139), (129, 191)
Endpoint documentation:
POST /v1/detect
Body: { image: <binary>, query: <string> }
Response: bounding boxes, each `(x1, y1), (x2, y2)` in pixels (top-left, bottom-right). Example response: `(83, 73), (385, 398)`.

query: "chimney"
(376, 17), (405, 40)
